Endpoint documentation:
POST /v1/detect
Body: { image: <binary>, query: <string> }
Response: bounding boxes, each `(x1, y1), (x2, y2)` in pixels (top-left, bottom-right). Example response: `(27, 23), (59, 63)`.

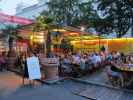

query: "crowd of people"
(58, 51), (133, 87)
(59, 51), (127, 75)
(1, 48), (133, 87)
(0, 50), (127, 74)
(58, 51), (106, 77)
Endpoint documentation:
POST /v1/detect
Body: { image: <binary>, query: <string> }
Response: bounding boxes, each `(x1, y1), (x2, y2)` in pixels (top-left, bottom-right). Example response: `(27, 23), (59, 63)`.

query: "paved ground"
(0, 71), (24, 96)
(0, 71), (87, 100)
(75, 69), (111, 85)
(1, 71), (133, 100)
(74, 68), (133, 90)
(76, 83), (133, 100)
(70, 69), (133, 100)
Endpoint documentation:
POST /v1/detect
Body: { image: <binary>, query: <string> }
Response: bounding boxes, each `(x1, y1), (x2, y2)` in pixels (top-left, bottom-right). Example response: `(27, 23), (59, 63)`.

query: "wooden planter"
(44, 64), (59, 80)
(40, 58), (59, 80)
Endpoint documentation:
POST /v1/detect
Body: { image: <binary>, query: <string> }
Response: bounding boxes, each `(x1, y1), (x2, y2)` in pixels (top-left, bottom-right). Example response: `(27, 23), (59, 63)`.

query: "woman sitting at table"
(107, 60), (124, 87)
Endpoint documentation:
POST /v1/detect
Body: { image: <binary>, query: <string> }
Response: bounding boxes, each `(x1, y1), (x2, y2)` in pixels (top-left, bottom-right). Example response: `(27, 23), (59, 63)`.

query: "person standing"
(0, 52), (5, 71)
(22, 52), (29, 85)
(23, 51), (39, 87)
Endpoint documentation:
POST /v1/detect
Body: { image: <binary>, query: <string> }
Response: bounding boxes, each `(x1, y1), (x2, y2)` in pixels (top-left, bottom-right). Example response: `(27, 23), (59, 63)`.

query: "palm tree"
(2, 25), (22, 54)
(33, 15), (53, 57)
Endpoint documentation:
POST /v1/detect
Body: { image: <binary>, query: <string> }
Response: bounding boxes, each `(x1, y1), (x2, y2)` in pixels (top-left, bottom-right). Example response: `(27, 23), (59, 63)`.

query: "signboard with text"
(27, 56), (41, 80)
(43, 58), (59, 65)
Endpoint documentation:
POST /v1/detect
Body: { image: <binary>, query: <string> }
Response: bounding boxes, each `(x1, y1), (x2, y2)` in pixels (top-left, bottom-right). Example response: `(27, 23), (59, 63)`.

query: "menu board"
(27, 56), (41, 80)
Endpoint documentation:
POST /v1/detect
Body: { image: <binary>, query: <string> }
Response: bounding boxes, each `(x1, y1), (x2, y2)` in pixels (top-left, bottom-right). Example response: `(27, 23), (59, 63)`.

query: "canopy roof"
(18, 25), (106, 41)
(0, 12), (33, 25)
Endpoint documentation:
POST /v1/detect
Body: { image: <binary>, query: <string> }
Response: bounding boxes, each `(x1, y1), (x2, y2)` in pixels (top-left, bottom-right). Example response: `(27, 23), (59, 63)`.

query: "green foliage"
(44, 0), (96, 27)
(91, 16), (114, 35)
(77, 0), (95, 26)
(46, 0), (81, 26)
(33, 15), (53, 32)
(33, 15), (54, 57)
(40, 0), (133, 37)
(97, 0), (133, 37)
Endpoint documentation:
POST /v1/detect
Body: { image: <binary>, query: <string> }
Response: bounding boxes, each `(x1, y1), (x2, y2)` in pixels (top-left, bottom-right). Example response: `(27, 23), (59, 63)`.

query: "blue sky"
(0, 0), (38, 15)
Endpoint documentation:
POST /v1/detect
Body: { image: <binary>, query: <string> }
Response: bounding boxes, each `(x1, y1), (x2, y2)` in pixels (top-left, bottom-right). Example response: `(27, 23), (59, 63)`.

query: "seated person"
(106, 61), (124, 87)
(80, 56), (87, 71)
(62, 56), (72, 73)
(110, 65), (121, 77)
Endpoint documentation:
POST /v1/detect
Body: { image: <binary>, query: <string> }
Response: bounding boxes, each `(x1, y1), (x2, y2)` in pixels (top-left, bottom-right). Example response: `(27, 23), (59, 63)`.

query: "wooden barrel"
(40, 58), (59, 80)
(44, 64), (59, 80)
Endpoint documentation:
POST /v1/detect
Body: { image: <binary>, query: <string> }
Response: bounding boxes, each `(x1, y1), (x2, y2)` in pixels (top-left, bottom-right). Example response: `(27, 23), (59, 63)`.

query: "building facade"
(16, 0), (49, 20)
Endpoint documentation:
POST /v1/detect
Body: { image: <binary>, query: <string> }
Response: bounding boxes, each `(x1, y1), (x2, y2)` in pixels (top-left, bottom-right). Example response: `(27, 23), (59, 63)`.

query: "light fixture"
(52, 29), (66, 32)
(80, 26), (85, 32)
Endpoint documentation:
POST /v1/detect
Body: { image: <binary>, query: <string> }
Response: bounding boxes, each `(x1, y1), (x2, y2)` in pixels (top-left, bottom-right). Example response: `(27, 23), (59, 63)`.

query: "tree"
(33, 15), (53, 57)
(45, 0), (100, 29)
(45, 0), (81, 26)
(97, 0), (133, 37)
(77, 0), (96, 27)
(90, 14), (114, 35)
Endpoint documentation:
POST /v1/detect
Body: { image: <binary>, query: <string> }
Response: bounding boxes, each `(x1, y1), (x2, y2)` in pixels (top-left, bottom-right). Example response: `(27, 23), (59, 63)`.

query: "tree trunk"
(8, 37), (14, 51)
(46, 30), (51, 57)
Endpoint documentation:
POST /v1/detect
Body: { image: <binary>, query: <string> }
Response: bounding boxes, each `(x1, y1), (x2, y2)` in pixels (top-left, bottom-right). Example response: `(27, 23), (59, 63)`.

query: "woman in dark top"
(23, 59), (29, 78)
(110, 59), (122, 76)
(22, 52), (29, 85)
(109, 60), (124, 87)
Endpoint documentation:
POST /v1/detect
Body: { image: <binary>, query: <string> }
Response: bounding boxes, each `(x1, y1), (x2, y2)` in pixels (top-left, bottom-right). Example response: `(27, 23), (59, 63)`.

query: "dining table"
(114, 63), (133, 72)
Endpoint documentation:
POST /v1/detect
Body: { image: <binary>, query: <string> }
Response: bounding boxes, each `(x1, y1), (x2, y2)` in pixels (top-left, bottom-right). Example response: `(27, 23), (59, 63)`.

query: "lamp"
(80, 26), (85, 53)
(80, 26), (85, 32)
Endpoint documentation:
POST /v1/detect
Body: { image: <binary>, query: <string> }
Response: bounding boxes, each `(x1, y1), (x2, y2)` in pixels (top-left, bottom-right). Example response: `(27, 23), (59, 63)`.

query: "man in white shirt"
(91, 53), (101, 68)
(96, 54), (101, 63)
(72, 55), (80, 64)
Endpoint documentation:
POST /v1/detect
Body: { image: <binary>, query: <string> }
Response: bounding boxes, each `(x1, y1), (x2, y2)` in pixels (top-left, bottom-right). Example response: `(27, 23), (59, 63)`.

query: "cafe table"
(115, 64), (133, 72)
